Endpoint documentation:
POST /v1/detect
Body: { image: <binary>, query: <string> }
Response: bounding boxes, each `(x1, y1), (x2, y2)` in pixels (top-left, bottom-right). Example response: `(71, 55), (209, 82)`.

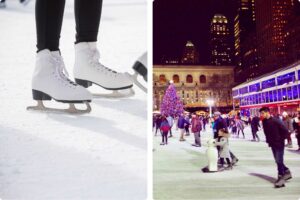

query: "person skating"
(160, 116), (171, 145)
(184, 114), (191, 136)
(282, 112), (294, 148)
(236, 117), (245, 139)
(215, 130), (232, 170)
(191, 114), (202, 147)
(259, 107), (292, 188)
(27, 0), (134, 114)
(155, 115), (162, 136)
(293, 112), (300, 151)
(250, 115), (260, 142)
(177, 113), (190, 141)
(167, 115), (174, 137)
(213, 112), (239, 165)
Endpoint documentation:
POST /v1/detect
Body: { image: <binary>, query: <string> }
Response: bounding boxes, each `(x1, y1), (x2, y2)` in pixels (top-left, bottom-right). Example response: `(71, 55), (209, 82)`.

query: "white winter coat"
(215, 137), (230, 159)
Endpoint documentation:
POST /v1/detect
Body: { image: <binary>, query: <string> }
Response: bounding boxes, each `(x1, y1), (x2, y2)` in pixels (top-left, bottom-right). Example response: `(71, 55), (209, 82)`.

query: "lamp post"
(206, 99), (214, 117)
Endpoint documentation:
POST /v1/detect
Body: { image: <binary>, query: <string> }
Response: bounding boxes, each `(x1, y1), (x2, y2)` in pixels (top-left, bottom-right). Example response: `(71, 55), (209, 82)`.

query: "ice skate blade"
(125, 72), (147, 93)
(26, 100), (91, 114)
(93, 88), (135, 98)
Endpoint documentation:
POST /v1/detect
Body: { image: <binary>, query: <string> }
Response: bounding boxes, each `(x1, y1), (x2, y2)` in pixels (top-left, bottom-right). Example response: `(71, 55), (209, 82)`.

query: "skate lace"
(90, 49), (118, 76)
(52, 56), (77, 88)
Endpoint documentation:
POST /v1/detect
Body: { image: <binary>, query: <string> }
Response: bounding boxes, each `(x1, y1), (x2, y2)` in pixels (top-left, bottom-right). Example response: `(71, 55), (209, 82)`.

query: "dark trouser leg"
(287, 132), (292, 145)
(36, 0), (65, 52)
(164, 132), (168, 144)
(169, 128), (172, 136)
(220, 158), (224, 166)
(297, 134), (300, 147)
(75, 0), (103, 43)
(230, 151), (237, 160)
(155, 127), (159, 135)
(252, 130), (256, 140)
(271, 147), (288, 175)
(161, 132), (164, 143)
(226, 158), (231, 165)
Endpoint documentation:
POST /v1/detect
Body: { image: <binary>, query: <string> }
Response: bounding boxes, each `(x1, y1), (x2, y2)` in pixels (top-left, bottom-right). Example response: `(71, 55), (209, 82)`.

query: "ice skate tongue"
(51, 51), (60, 57)
(75, 42), (97, 50)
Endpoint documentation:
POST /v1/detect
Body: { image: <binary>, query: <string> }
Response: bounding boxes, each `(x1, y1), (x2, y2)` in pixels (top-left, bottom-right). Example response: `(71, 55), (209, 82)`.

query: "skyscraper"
(234, 0), (259, 82)
(181, 41), (199, 64)
(255, 0), (294, 75)
(285, 0), (300, 65)
(210, 14), (232, 66)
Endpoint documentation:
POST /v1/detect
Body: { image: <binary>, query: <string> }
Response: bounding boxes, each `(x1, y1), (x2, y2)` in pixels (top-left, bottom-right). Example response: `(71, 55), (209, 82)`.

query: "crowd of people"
(153, 109), (300, 187)
(153, 110), (300, 151)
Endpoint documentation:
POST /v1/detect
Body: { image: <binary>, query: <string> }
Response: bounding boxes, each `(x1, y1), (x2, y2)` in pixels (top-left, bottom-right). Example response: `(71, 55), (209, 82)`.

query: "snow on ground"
(0, 0), (147, 199)
(153, 126), (300, 200)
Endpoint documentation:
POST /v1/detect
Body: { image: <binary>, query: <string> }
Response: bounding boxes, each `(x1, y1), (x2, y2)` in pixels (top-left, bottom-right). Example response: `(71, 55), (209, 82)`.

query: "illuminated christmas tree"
(160, 81), (184, 116)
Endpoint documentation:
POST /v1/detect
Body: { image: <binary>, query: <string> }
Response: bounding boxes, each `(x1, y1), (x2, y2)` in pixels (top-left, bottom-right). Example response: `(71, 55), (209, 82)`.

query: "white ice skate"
(74, 42), (134, 98)
(27, 50), (92, 114)
(125, 52), (147, 93)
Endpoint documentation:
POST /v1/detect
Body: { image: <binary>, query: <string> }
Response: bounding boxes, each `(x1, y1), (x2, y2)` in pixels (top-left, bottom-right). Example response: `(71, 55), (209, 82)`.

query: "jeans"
(271, 147), (289, 175)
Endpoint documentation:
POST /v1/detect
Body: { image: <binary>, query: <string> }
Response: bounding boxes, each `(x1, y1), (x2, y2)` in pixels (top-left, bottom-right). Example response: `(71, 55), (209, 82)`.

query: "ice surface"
(0, 0), (147, 199)
(154, 126), (300, 200)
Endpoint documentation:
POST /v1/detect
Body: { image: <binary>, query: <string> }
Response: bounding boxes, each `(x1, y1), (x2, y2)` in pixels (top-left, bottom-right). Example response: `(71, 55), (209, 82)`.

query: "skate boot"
(274, 175), (285, 188)
(74, 42), (134, 98)
(125, 52), (147, 93)
(283, 169), (292, 181)
(27, 50), (92, 114)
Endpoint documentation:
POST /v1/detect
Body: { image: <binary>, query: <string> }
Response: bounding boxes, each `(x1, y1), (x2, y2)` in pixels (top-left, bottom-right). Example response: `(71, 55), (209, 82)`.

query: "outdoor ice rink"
(154, 126), (300, 200)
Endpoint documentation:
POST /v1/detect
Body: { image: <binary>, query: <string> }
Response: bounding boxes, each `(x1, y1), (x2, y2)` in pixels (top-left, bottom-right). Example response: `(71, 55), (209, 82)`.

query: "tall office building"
(181, 41), (199, 64)
(210, 14), (233, 66)
(255, 0), (294, 75)
(234, 0), (258, 82)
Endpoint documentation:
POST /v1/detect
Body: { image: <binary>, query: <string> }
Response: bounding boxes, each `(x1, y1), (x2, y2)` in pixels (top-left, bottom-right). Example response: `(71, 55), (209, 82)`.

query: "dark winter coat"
(251, 116), (260, 132)
(160, 120), (171, 132)
(213, 117), (228, 139)
(191, 117), (202, 133)
(177, 116), (189, 129)
(262, 117), (289, 149)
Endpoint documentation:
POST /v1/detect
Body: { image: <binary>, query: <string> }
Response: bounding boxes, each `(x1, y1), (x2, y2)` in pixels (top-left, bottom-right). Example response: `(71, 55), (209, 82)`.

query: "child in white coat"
(215, 131), (232, 169)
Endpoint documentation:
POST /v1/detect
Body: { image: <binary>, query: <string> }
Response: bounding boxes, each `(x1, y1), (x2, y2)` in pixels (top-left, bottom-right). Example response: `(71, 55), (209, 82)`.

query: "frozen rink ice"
(154, 126), (300, 200)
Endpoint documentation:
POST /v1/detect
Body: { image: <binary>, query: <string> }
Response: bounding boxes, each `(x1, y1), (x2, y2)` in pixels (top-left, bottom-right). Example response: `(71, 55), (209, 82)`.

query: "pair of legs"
(193, 132), (201, 146)
(296, 133), (300, 150)
(219, 157), (231, 166)
(252, 130), (260, 141)
(179, 128), (185, 141)
(36, 0), (102, 52)
(286, 132), (292, 147)
(169, 127), (172, 137)
(161, 131), (168, 144)
(155, 126), (161, 136)
(184, 126), (190, 135)
(237, 129), (245, 138)
(271, 147), (289, 176)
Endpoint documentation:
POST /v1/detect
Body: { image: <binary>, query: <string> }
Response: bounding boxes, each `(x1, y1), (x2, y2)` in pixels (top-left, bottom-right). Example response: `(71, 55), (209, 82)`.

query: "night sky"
(153, 0), (238, 64)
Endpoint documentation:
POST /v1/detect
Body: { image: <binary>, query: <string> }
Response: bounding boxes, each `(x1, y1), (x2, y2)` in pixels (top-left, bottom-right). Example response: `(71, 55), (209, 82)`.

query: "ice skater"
(160, 116), (170, 145)
(215, 130), (232, 170)
(259, 107), (292, 188)
(191, 114), (202, 147)
(250, 115), (260, 142)
(27, 0), (134, 114)
(293, 112), (300, 151)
